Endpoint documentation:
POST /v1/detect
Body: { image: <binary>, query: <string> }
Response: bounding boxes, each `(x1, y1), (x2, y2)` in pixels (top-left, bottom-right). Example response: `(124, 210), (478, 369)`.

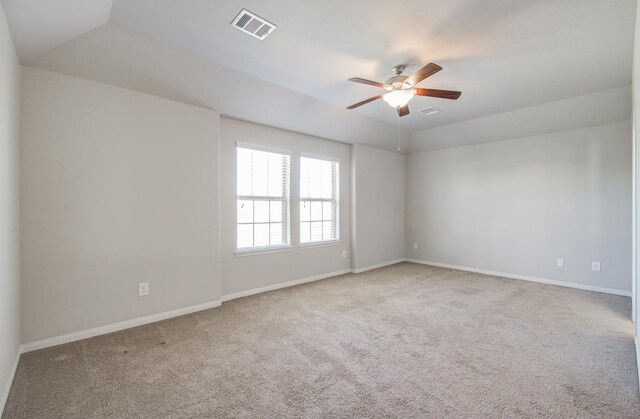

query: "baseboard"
(351, 259), (405, 274)
(22, 267), (354, 352)
(21, 300), (222, 353)
(222, 269), (351, 302)
(405, 259), (632, 297)
(1, 349), (21, 415)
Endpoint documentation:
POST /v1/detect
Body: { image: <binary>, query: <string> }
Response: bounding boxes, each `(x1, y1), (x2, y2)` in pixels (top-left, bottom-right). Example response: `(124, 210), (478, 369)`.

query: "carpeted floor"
(3, 262), (640, 418)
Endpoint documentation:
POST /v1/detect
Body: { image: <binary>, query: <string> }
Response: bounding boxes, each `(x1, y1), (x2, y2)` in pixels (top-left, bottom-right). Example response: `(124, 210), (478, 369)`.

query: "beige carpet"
(3, 262), (639, 418)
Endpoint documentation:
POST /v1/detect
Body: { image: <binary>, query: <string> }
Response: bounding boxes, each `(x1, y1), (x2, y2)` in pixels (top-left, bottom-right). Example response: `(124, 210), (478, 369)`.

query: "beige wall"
(220, 117), (351, 297)
(20, 68), (221, 343)
(0, 2), (21, 411)
(351, 144), (405, 271)
(407, 121), (632, 293)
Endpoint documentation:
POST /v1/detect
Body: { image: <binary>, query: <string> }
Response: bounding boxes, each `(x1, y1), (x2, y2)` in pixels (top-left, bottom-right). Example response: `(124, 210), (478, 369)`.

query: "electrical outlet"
(592, 261), (601, 272)
(138, 282), (149, 296)
(413, 242), (418, 250)
(342, 250), (347, 258)
(556, 258), (564, 267)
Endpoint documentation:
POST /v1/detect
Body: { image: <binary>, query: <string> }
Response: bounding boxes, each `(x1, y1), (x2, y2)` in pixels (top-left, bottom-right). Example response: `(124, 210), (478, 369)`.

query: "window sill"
(235, 245), (294, 257)
(298, 240), (342, 250)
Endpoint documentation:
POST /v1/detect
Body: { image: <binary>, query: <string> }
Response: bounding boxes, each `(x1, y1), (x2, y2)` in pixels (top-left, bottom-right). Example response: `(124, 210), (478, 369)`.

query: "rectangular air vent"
(231, 9), (276, 40)
(418, 106), (441, 116)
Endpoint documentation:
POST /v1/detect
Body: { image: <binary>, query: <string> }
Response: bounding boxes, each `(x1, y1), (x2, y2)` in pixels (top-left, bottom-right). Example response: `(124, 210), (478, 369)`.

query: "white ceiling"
(107, 0), (636, 130)
(1, 0), (113, 62)
(1, 0), (636, 150)
(410, 86), (632, 152)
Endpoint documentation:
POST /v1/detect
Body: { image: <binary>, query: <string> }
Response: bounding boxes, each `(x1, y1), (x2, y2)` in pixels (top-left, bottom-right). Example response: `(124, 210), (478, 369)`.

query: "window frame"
(235, 142), (292, 254)
(299, 153), (340, 246)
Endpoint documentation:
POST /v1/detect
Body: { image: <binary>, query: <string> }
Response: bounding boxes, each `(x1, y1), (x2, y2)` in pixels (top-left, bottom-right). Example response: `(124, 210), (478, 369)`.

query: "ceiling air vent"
(231, 9), (276, 40)
(418, 106), (441, 116)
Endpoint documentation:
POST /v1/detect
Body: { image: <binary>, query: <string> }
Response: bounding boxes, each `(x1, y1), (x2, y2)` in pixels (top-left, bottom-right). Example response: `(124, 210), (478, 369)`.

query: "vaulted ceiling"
(1, 0), (636, 151)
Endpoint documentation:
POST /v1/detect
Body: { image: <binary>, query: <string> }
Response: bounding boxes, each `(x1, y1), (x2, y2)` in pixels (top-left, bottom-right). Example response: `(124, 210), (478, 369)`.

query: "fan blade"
(346, 94), (384, 109)
(405, 63), (442, 86)
(397, 105), (410, 117)
(415, 88), (462, 100)
(348, 77), (386, 88)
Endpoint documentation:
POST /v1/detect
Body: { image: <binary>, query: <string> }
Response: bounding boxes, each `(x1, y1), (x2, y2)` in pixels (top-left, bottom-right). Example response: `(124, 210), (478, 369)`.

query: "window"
(300, 155), (339, 244)
(236, 144), (290, 250)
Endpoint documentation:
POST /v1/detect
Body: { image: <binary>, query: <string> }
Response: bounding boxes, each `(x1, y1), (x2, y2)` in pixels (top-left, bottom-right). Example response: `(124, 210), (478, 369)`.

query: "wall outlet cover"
(138, 282), (149, 296)
(591, 261), (601, 272)
(557, 258), (564, 267)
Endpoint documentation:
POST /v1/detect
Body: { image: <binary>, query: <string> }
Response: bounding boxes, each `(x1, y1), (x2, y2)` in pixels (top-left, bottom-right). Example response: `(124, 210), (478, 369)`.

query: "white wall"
(20, 68), (221, 343)
(0, 2), (20, 412)
(220, 117), (351, 297)
(26, 23), (412, 153)
(351, 144), (405, 271)
(407, 121), (632, 294)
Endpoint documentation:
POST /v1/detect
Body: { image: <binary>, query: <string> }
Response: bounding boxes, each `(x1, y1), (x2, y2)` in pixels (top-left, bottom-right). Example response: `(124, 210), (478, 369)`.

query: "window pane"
(237, 200), (253, 224)
(321, 160), (332, 182)
(300, 176), (309, 199)
(300, 201), (311, 222)
(299, 156), (339, 244)
(237, 146), (290, 251)
(323, 221), (334, 240)
(309, 179), (321, 198)
(300, 221), (311, 243)
(237, 224), (253, 249)
(237, 149), (252, 196)
(268, 154), (284, 197)
(321, 183), (332, 199)
(322, 202), (332, 221)
(252, 152), (269, 196)
(309, 158), (321, 180)
(270, 200), (283, 223)
(310, 201), (322, 221)
(254, 223), (269, 247)
(300, 157), (309, 179)
(310, 221), (323, 242)
(270, 223), (283, 245)
(254, 200), (269, 223)
(300, 158), (309, 198)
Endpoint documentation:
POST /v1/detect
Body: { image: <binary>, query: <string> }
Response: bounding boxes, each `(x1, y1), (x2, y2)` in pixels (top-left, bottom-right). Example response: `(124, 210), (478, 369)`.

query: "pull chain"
(397, 118), (401, 152)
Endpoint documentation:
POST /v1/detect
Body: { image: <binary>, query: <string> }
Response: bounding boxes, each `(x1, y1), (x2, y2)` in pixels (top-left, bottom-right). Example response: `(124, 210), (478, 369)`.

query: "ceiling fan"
(346, 63), (461, 117)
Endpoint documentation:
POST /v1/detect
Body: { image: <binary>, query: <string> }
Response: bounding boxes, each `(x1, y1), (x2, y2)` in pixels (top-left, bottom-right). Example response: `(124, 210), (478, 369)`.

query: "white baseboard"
(351, 259), (405, 274)
(21, 300), (222, 353)
(222, 269), (351, 302)
(405, 259), (632, 297)
(1, 349), (21, 415)
(22, 267), (354, 353)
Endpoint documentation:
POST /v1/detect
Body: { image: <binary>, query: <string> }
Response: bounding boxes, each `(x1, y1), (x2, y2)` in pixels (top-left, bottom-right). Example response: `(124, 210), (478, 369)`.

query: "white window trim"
(300, 151), (340, 163)
(235, 245), (294, 257)
(236, 143), (291, 252)
(298, 239), (342, 250)
(236, 141), (292, 156)
(299, 155), (340, 245)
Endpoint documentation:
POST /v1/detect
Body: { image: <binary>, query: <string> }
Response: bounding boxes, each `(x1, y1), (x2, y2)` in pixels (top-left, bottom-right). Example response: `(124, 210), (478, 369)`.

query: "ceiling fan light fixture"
(383, 89), (415, 108)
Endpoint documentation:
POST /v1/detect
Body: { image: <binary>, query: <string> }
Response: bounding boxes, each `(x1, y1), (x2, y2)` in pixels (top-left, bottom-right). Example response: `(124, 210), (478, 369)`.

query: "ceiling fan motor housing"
(384, 75), (412, 91)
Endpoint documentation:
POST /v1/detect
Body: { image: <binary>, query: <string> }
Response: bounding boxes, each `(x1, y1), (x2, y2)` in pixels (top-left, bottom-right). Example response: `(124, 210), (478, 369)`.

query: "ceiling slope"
(1, 0), (113, 62)
(2, 0), (636, 146)
(108, 0), (637, 131)
(409, 86), (632, 152)
(27, 23), (411, 152)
